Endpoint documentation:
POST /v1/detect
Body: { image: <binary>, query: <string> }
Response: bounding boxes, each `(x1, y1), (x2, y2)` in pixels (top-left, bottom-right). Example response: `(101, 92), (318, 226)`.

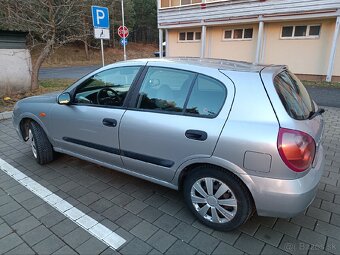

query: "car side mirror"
(58, 92), (71, 105)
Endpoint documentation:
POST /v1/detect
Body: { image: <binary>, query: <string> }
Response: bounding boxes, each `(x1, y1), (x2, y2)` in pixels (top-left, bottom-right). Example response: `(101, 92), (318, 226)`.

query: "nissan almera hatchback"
(12, 58), (325, 231)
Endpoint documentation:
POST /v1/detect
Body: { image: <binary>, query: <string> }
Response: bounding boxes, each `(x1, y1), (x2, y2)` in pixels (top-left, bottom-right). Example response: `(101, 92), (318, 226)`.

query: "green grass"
(39, 79), (76, 90)
(302, 80), (340, 89)
(0, 79), (76, 113)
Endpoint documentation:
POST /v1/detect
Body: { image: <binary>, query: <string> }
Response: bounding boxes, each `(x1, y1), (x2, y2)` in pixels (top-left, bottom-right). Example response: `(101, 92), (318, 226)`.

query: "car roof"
(122, 57), (285, 73)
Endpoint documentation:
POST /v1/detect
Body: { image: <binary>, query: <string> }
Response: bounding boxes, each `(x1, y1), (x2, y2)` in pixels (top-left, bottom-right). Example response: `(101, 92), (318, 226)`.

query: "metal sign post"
(121, 0), (127, 61)
(100, 39), (105, 66)
(91, 6), (110, 67)
(118, 26), (129, 60)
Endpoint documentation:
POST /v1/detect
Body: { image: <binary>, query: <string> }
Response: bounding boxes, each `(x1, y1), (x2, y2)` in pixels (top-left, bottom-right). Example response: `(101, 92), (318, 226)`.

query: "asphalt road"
(307, 87), (340, 108)
(39, 66), (340, 108)
(39, 65), (100, 80)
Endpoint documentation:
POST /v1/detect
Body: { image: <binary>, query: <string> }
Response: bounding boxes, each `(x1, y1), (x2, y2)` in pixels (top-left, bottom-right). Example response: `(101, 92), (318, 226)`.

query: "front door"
(49, 65), (142, 167)
(119, 64), (234, 182)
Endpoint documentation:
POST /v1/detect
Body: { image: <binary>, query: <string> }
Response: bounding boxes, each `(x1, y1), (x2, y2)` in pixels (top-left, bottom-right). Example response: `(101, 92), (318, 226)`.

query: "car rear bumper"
(250, 145), (325, 218)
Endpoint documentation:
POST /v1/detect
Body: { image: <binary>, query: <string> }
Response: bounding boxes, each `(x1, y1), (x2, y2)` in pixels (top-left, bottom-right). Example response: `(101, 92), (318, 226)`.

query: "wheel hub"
(206, 196), (218, 207)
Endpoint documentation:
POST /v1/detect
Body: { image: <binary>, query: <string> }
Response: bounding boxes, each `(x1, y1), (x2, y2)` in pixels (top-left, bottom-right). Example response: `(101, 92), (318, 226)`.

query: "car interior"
(73, 67), (140, 107)
(72, 66), (226, 116)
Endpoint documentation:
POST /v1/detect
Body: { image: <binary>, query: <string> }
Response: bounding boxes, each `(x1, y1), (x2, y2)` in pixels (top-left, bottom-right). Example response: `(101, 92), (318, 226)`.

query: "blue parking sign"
(91, 6), (109, 28)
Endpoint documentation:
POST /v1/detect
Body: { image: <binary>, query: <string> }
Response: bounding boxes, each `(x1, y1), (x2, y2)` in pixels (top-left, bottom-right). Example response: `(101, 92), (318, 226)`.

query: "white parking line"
(0, 158), (126, 250)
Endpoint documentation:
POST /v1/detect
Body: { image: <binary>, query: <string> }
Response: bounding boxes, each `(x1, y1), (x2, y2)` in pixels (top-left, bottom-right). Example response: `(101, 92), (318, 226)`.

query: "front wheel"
(183, 166), (253, 231)
(29, 121), (55, 165)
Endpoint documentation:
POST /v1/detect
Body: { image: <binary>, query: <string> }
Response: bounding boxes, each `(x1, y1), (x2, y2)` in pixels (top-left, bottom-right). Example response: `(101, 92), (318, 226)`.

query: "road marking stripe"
(0, 158), (126, 250)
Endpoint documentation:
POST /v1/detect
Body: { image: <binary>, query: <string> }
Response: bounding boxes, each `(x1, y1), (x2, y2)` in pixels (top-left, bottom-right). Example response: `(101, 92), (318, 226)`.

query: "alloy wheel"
(190, 177), (237, 223)
(29, 129), (37, 159)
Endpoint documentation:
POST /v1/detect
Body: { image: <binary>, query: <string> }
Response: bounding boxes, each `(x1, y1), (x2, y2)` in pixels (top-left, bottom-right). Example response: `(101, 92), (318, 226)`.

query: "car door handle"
(102, 118), (117, 127)
(185, 130), (208, 141)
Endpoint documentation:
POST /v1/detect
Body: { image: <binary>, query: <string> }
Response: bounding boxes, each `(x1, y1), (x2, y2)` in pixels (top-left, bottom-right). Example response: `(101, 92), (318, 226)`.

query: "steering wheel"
(97, 87), (122, 106)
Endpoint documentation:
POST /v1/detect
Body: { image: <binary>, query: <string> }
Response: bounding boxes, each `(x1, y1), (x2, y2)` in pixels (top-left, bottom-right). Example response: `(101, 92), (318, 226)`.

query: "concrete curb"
(0, 111), (13, 120)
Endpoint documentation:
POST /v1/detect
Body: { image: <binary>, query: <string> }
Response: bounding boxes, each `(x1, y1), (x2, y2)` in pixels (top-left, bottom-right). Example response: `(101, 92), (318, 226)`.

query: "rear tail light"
(278, 128), (316, 172)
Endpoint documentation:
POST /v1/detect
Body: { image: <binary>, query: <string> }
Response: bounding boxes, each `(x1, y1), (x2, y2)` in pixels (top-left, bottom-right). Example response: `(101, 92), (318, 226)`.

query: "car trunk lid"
(260, 67), (324, 170)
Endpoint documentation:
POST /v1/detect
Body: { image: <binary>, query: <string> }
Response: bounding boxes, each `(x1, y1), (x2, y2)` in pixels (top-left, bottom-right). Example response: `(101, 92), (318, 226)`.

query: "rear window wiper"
(308, 108), (325, 120)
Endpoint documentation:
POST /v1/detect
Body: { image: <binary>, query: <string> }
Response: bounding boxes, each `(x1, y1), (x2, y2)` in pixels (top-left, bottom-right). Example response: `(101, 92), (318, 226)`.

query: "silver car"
(12, 58), (325, 231)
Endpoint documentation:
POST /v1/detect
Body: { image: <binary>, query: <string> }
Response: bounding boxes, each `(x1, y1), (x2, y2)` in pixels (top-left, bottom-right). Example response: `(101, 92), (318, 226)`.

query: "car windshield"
(274, 70), (315, 120)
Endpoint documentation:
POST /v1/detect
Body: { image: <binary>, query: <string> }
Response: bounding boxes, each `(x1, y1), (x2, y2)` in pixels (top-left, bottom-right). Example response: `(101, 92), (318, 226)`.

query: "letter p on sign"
(91, 6), (109, 28)
(96, 10), (105, 25)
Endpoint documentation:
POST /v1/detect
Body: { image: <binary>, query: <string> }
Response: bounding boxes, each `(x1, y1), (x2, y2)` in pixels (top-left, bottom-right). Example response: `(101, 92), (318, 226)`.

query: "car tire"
(29, 121), (55, 165)
(183, 165), (253, 231)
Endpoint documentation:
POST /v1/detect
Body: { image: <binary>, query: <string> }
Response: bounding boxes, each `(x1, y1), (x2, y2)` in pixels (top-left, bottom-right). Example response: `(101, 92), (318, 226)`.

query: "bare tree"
(0, 0), (90, 90)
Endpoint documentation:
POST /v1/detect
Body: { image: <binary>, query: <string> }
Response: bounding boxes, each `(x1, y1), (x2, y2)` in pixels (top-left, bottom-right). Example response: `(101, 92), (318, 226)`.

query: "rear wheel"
(183, 165), (253, 231)
(29, 121), (55, 165)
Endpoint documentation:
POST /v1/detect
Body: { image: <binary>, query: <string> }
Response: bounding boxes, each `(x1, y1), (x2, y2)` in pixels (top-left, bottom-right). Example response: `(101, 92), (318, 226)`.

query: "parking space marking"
(0, 158), (126, 250)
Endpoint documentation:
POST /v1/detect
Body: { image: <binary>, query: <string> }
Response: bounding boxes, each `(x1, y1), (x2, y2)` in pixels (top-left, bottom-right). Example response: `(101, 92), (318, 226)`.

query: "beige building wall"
(167, 18), (340, 78)
(168, 29), (201, 57)
(206, 25), (258, 62)
(263, 19), (336, 76)
(168, 25), (258, 62)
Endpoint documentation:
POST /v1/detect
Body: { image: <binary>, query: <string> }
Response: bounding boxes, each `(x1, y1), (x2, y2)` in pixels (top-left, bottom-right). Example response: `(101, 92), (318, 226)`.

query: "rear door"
(119, 63), (235, 182)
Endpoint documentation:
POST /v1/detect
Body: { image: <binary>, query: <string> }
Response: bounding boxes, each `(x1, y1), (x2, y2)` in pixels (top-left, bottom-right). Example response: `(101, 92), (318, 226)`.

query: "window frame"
(222, 28), (254, 41)
(178, 31), (202, 42)
(70, 66), (144, 109)
(280, 24), (321, 40)
(128, 66), (227, 119)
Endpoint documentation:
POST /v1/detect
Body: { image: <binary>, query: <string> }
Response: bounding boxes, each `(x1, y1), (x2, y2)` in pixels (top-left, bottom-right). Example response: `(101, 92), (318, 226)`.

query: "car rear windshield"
(273, 70), (314, 120)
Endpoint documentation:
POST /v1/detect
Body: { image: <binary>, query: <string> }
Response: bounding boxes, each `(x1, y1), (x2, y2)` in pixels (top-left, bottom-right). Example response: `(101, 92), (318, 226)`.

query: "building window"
(181, 0), (201, 5)
(161, 0), (170, 7)
(233, 29), (243, 39)
(223, 28), (253, 40)
(309, 25), (321, 36)
(179, 32), (186, 41)
(224, 30), (232, 39)
(160, 0), (202, 7)
(195, 32), (201, 40)
(294, 26), (307, 37)
(178, 31), (201, 42)
(181, 0), (191, 4)
(281, 25), (321, 39)
(187, 32), (194, 40)
(244, 28), (253, 39)
(282, 26), (293, 37)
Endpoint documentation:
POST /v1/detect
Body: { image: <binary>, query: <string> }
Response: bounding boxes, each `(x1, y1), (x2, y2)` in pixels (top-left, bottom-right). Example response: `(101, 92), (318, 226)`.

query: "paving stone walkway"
(0, 107), (339, 255)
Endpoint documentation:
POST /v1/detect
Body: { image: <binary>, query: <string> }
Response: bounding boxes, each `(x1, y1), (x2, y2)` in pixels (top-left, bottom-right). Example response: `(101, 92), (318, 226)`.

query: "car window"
(74, 66), (141, 107)
(185, 75), (227, 117)
(274, 70), (314, 120)
(137, 67), (196, 112)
